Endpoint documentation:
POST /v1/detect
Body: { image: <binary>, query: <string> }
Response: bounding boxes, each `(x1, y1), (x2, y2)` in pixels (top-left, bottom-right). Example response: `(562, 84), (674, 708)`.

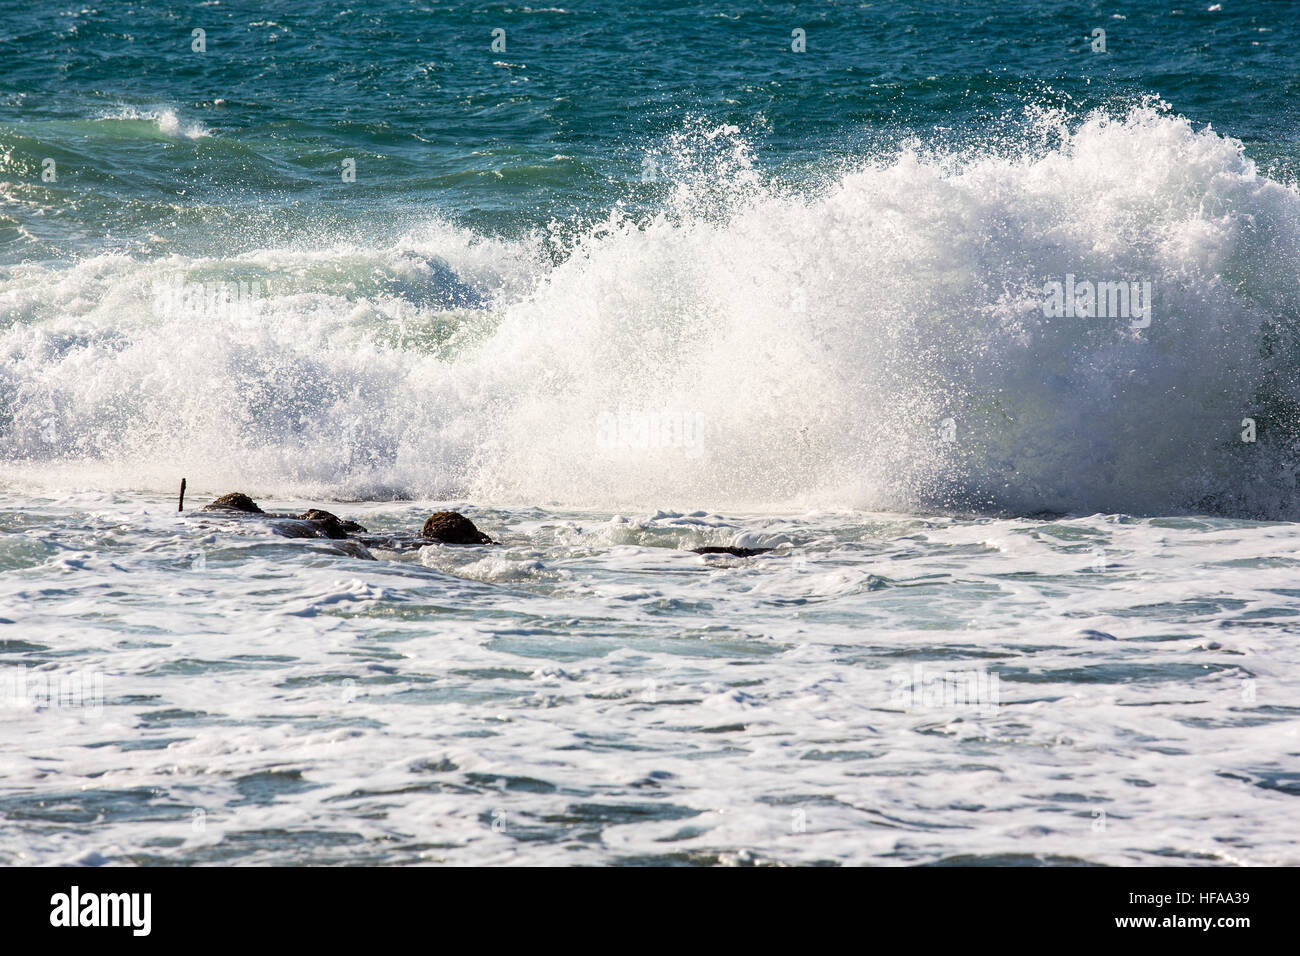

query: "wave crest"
(4, 107), (1300, 516)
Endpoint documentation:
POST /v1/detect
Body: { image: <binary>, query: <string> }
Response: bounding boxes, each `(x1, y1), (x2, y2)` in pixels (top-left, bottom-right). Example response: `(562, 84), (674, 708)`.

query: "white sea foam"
(1, 492), (1298, 865)
(3, 106), (1299, 517)
(93, 106), (210, 140)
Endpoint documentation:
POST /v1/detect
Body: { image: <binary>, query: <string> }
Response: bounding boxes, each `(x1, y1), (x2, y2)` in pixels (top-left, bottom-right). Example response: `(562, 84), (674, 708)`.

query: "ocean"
(2, 0), (1299, 865)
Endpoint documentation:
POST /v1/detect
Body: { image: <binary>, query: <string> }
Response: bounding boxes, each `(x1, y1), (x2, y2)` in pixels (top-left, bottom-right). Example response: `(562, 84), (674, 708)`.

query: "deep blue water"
(3, 0), (1298, 258)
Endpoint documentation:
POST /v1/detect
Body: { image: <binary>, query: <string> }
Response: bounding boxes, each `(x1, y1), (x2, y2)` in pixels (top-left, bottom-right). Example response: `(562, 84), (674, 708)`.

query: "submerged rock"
(298, 509), (367, 539)
(692, 546), (774, 557)
(202, 492), (264, 514)
(421, 511), (493, 545)
(328, 539), (376, 561)
(195, 495), (487, 553)
(273, 520), (320, 539)
(198, 495), (367, 541)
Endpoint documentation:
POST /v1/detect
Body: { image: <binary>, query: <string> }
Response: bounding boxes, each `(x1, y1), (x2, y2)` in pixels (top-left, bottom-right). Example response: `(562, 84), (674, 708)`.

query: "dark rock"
(326, 540), (375, 561)
(421, 511), (493, 545)
(202, 492), (264, 514)
(273, 520), (319, 539)
(298, 509), (367, 539)
(692, 546), (774, 557)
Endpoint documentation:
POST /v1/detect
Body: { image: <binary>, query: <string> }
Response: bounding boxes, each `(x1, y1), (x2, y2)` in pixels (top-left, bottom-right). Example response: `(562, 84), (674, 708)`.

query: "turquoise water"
(4, 1), (1298, 258)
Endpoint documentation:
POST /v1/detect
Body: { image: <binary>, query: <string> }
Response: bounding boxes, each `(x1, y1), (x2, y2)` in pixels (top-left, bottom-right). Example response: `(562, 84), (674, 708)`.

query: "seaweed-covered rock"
(298, 509), (367, 539)
(202, 492), (264, 514)
(421, 511), (493, 545)
(692, 546), (773, 557)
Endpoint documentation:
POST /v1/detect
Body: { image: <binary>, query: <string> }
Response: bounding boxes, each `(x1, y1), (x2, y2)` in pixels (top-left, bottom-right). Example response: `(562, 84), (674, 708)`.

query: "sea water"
(2, 1), (1299, 865)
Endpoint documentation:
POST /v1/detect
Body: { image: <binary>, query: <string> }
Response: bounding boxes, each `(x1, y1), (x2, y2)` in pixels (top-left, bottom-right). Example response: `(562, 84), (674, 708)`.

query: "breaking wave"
(3, 105), (1300, 516)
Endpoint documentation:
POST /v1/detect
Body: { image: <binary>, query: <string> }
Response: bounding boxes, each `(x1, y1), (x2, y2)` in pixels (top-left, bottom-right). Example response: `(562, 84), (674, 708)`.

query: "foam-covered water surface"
(1, 492), (1297, 865)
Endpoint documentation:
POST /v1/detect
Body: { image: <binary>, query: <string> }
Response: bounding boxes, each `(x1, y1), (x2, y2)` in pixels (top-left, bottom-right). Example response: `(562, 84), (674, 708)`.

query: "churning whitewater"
(5, 107), (1300, 517)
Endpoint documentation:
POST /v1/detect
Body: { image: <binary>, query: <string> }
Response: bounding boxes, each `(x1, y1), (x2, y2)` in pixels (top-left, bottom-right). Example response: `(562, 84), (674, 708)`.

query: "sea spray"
(3, 107), (1299, 516)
